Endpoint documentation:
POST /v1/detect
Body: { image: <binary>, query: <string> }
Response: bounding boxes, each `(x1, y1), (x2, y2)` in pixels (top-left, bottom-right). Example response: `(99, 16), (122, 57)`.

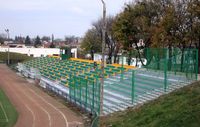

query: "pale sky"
(0, 0), (131, 39)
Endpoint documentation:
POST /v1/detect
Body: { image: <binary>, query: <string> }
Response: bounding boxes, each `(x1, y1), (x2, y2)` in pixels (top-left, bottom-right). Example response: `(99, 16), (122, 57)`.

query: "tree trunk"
(198, 37), (200, 74)
(108, 51), (112, 64)
(157, 52), (160, 70)
(127, 50), (131, 65)
(90, 50), (94, 60)
(135, 56), (138, 67)
(107, 44), (114, 64)
(168, 44), (172, 71)
(113, 44), (120, 63)
(181, 48), (185, 72)
(113, 53), (117, 63)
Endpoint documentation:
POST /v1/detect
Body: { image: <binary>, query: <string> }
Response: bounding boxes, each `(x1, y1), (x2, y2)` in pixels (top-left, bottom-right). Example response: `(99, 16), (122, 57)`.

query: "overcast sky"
(0, 0), (131, 39)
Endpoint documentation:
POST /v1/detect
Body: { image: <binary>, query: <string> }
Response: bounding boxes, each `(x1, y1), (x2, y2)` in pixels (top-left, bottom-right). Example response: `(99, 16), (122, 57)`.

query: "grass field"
(103, 81), (200, 127)
(0, 89), (18, 127)
(0, 52), (32, 64)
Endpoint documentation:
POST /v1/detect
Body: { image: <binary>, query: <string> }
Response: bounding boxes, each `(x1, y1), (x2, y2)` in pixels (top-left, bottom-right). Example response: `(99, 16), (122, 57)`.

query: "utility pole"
(51, 34), (54, 43)
(5, 29), (10, 65)
(100, 0), (106, 117)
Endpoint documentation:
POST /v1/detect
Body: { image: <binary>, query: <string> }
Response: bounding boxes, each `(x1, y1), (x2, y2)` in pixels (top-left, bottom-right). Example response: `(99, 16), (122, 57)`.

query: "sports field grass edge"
(0, 89), (18, 127)
(102, 81), (200, 127)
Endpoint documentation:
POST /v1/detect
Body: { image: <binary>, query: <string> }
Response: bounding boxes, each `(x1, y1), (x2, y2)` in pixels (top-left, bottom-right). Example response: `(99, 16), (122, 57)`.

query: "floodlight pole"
(5, 29), (10, 65)
(100, 0), (106, 116)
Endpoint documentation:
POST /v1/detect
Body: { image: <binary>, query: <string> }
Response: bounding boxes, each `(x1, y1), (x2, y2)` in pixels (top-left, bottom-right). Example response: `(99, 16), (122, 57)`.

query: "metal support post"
(121, 55), (124, 81)
(85, 81), (88, 109)
(100, 0), (106, 116)
(164, 49), (168, 92)
(131, 70), (135, 104)
(196, 49), (198, 80)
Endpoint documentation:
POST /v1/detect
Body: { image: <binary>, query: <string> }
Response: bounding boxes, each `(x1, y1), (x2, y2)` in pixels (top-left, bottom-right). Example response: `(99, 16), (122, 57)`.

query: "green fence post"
(174, 49), (177, 75)
(146, 48), (149, 70)
(186, 50), (189, 78)
(98, 79), (101, 115)
(85, 80), (88, 109)
(74, 76), (76, 103)
(72, 75), (75, 101)
(164, 49), (168, 92)
(94, 74), (98, 113)
(79, 77), (82, 106)
(157, 49), (159, 70)
(121, 55), (124, 81)
(132, 70), (135, 104)
(196, 49), (198, 80)
(69, 74), (71, 101)
(92, 81), (95, 112)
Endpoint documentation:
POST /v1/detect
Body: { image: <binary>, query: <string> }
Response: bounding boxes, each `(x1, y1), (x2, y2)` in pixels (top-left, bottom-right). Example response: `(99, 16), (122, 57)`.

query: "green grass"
(0, 52), (32, 64)
(103, 81), (200, 127)
(0, 89), (18, 127)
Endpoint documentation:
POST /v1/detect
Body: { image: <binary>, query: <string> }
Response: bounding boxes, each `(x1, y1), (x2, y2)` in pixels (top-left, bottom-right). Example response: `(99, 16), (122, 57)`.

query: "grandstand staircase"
(102, 69), (193, 115)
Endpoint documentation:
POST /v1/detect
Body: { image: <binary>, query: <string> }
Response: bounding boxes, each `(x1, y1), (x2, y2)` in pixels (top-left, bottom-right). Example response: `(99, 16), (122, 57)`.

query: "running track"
(0, 64), (83, 127)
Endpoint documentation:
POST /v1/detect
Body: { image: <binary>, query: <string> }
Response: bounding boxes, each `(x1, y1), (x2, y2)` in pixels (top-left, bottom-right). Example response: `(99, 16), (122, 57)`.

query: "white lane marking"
(25, 104), (36, 127)
(20, 88), (52, 127)
(68, 121), (83, 125)
(28, 89), (69, 127)
(2, 74), (36, 127)
(0, 102), (9, 122)
(2, 66), (67, 127)
(6, 86), (36, 127)
(41, 107), (52, 127)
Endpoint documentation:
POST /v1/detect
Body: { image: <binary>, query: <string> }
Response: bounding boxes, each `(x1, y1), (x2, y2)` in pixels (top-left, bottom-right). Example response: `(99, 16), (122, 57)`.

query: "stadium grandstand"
(17, 48), (198, 116)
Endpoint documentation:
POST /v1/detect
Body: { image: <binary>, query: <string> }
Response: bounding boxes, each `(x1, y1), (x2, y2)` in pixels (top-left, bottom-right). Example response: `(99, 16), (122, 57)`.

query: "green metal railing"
(67, 48), (198, 127)
(143, 48), (198, 91)
(69, 75), (101, 115)
(91, 112), (99, 127)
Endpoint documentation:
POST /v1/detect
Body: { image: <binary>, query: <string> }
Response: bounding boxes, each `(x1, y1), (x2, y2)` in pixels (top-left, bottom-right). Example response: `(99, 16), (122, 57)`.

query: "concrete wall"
(0, 47), (78, 58)
(93, 53), (147, 67)
(0, 47), (60, 57)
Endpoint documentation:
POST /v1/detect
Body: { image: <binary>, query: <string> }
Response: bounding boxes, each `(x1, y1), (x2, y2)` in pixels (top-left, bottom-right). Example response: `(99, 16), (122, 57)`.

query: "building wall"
(0, 47), (78, 58)
(93, 53), (147, 68)
(0, 47), (60, 57)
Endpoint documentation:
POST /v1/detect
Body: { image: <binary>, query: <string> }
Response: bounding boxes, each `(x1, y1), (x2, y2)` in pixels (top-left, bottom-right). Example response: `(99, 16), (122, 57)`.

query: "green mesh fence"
(144, 48), (198, 75)
(143, 48), (198, 91)
(145, 48), (167, 71)
(67, 48), (198, 127)
(91, 113), (99, 127)
(69, 75), (101, 115)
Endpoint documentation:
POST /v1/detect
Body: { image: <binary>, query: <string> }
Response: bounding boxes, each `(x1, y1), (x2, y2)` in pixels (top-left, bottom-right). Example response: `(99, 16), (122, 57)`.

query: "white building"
(93, 53), (146, 68)
(0, 47), (77, 58)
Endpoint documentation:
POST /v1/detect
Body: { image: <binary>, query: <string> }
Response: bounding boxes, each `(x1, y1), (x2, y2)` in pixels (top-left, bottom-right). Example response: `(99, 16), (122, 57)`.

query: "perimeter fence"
(58, 48), (199, 127)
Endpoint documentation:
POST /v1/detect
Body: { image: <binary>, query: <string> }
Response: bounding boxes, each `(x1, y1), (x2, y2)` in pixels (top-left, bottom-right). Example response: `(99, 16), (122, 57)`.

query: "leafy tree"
(81, 28), (101, 60)
(49, 42), (55, 48)
(0, 37), (4, 45)
(92, 16), (118, 63)
(0, 34), (6, 45)
(113, 4), (149, 65)
(34, 36), (41, 48)
(65, 36), (78, 44)
(25, 36), (31, 46)
(186, 0), (200, 72)
(41, 36), (50, 42)
(112, 0), (200, 67)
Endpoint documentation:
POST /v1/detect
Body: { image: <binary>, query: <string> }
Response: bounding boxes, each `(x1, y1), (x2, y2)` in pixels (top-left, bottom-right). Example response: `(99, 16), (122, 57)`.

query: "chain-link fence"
(68, 48), (198, 127)
(17, 48), (198, 127)
(143, 48), (198, 91)
(69, 75), (101, 115)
